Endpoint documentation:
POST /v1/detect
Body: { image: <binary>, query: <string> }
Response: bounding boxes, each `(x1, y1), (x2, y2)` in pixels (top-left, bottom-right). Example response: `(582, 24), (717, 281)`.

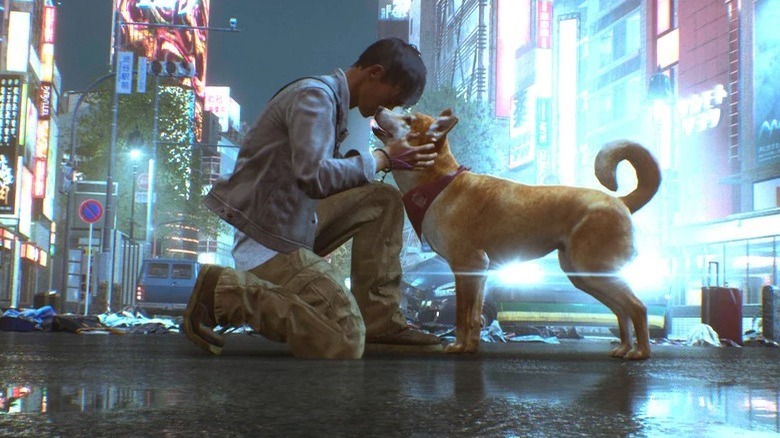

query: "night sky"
(56, 0), (379, 125)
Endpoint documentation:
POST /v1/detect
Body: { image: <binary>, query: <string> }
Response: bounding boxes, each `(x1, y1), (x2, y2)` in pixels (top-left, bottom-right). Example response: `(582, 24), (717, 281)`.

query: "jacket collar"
(324, 69), (350, 145)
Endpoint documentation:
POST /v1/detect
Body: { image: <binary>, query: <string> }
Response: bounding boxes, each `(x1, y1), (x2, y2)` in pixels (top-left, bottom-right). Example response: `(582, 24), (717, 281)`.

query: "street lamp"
(128, 129), (144, 241)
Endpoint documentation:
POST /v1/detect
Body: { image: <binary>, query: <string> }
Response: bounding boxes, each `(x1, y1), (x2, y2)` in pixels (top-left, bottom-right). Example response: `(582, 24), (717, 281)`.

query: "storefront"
(0, 226), (17, 306)
(668, 210), (780, 336)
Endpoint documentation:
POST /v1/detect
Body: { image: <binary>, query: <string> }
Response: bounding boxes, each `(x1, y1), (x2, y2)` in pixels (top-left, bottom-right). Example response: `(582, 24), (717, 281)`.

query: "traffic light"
(147, 59), (196, 77)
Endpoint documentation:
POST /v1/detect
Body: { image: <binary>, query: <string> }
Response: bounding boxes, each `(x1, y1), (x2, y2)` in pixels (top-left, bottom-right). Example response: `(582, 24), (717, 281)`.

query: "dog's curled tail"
(595, 140), (661, 214)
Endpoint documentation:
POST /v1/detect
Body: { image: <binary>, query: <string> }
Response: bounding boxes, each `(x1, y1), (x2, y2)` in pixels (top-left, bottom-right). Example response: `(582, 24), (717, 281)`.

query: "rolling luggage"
(701, 261), (743, 345)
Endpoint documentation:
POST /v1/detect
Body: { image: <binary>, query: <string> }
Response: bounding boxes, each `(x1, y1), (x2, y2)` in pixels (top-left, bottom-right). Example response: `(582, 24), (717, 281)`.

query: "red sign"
(43, 6), (56, 44)
(79, 199), (103, 224)
(33, 158), (47, 199)
(537, 1), (552, 49)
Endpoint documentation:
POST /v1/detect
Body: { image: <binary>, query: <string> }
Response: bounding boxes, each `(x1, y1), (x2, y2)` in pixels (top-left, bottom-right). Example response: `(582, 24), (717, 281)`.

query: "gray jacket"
(204, 69), (376, 253)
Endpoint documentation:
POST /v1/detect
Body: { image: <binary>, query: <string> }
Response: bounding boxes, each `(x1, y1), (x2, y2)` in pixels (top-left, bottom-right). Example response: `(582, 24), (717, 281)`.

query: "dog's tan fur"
(373, 107), (661, 360)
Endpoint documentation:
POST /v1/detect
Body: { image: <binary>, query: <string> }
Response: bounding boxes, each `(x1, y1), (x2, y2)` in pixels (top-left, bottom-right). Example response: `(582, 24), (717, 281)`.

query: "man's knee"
(289, 263), (366, 359)
(368, 182), (402, 205)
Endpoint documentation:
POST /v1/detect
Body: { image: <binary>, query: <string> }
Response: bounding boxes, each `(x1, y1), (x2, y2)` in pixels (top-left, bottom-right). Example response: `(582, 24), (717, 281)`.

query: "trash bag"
(51, 315), (123, 334)
(0, 315), (36, 332)
(480, 319), (507, 343)
(686, 323), (722, 347)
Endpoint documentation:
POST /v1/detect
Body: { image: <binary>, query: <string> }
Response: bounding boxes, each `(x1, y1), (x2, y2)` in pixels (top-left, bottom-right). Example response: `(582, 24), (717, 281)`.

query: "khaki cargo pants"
(212, 183), (409, 359)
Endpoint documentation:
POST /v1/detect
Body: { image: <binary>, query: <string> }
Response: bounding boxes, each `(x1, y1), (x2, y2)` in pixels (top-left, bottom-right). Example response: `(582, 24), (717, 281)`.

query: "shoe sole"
(184, 265), (224, 355)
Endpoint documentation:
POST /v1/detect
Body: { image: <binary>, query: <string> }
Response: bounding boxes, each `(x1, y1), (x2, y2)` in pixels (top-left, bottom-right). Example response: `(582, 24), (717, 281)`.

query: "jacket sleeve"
(286, 86), (374, 199)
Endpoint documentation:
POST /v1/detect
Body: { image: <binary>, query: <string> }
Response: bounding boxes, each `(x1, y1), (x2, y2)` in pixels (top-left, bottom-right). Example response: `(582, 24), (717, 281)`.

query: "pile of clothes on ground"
(0, 305), (180, 335)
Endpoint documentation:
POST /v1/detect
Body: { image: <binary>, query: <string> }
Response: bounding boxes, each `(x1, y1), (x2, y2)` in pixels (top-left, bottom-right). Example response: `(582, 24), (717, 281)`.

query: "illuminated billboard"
(556, 16), (578, 185)
(537, 1), (552, 49)
(6, 11), (31, 73)
(755, 0), (780, 165)
(204, 86), (230, 133)
(0, 76), (24, 216)
(228, 98), (241, 133)
(35, 5), (57, 200)
(495, 0), (531, 117)
(113, 0), (210, 120)
(378, 0), (410, 21)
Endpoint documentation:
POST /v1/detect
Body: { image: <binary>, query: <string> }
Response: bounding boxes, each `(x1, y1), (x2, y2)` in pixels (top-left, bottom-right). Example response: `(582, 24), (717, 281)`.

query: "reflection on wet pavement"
(1, 378), (777, 435)
(1, 334), (778, 436)
(1, 385), (182, 414)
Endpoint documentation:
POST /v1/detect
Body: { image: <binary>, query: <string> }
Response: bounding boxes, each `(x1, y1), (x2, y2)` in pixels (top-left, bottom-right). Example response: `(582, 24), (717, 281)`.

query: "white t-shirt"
(232, 230), (279, 271)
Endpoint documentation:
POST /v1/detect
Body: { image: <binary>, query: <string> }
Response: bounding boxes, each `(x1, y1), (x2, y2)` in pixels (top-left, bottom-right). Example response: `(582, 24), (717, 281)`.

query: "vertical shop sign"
(0, 76), (23, 215)
(116, 51), (134, 94)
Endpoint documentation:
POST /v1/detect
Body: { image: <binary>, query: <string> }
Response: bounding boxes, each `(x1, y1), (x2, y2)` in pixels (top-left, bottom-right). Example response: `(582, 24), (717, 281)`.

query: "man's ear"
(367, 64), (386, 81)
(426, 109), (458, 142)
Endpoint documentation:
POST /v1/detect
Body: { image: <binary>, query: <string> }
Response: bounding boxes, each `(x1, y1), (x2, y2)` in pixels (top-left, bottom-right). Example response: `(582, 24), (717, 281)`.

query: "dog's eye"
(403, 115), (414, 123)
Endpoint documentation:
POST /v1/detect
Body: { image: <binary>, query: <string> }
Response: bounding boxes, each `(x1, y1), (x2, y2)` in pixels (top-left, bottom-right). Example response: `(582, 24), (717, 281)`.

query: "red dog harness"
(401, 166), (469, 239)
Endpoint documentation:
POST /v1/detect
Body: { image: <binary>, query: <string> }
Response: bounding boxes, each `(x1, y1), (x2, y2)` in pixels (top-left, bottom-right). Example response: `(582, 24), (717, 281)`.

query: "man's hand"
(375, 137), (437, 172)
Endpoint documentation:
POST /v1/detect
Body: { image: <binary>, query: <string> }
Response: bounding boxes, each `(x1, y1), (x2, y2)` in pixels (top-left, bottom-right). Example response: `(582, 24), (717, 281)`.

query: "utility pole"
(102, 9), (122, 308)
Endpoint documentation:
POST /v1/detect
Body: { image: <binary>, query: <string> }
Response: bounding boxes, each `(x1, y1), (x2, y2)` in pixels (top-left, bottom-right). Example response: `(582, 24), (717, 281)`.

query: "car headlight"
(493, 261), (545, 286)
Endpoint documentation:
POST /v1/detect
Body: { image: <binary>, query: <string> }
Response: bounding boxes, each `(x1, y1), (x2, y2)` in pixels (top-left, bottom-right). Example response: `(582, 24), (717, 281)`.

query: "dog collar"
(402, 166), (469, 240)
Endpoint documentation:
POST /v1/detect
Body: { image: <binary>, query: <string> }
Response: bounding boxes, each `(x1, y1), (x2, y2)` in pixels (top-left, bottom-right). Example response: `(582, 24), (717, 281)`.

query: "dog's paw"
(609, 343), (631, 358)
(623, 346), (651, 360)
(444, 342), (478, 354)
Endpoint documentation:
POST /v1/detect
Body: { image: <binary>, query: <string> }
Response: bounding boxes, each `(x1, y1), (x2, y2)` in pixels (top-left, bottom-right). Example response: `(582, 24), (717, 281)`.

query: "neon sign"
(677, 84), (727, 134)
(0, 75), (22, 215)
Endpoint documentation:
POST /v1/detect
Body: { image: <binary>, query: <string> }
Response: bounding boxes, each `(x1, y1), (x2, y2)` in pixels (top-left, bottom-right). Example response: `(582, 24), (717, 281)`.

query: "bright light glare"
(130, 149), (143, 160)
(621, 254), (668, 292)
(494, 261), (544, 286)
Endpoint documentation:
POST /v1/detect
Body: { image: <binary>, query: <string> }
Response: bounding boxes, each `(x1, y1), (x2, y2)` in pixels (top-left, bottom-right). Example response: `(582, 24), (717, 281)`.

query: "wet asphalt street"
(0, 332), (779, 437)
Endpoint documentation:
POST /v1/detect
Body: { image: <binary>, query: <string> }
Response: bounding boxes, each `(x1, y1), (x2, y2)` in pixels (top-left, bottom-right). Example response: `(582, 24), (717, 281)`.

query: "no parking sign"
(79, 199), (103, 224)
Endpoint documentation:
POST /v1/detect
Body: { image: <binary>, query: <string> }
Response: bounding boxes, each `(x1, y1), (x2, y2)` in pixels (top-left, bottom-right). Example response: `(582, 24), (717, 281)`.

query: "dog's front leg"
(445, 253), (489, 354)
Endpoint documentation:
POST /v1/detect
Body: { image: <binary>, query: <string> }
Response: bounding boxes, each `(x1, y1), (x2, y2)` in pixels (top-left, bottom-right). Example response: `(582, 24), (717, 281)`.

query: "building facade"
(402, 0), (780, 336)
(667, 0), (780, 334)
(0, 0), (62, 308)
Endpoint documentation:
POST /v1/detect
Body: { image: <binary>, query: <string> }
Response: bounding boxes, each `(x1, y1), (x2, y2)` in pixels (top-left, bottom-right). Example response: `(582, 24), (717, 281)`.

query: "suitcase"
(701, 261), (743, 345)
(762, 285), (780, 341)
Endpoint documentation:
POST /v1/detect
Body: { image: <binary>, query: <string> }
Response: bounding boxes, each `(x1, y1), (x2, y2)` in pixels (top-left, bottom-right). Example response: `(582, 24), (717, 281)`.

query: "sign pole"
(78, 199), (103, 315)
(85, 223), (93, 316)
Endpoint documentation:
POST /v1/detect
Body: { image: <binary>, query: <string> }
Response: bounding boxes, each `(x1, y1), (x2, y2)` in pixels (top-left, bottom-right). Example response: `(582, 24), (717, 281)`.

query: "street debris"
(0, 305), (180, 335)
(1, 305), (778, 350)
(686, 323), (722, 347)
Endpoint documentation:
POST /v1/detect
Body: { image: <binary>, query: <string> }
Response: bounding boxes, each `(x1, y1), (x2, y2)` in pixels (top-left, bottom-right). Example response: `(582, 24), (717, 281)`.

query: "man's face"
(357, 69), (405, 117)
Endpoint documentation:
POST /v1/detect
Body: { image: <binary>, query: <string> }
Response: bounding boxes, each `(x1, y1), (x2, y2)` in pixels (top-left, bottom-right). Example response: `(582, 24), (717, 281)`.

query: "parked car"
(135, 258), (200, 315)
(403, 252), (670, 338)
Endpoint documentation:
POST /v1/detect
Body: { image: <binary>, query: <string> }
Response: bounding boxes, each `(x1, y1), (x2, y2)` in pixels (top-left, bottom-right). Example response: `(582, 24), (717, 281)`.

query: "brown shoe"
(366, 327), (441, 346)
(183, 265), (225, 355)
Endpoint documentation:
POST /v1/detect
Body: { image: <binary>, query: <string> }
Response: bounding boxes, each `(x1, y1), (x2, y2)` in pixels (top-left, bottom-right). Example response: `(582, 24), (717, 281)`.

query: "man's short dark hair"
(352, 38), (427, 107)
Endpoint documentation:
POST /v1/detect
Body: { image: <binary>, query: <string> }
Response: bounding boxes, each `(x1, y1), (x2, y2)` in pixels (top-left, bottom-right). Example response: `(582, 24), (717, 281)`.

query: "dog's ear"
(427, 111), (458, 142)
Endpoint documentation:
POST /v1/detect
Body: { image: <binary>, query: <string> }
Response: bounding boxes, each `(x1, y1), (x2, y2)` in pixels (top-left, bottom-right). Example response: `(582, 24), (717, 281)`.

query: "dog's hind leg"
(445, 251), (490, 354)
(565, 209), (650, 359)
(558, 251), (633, 358)
(578, 274), (650, 360)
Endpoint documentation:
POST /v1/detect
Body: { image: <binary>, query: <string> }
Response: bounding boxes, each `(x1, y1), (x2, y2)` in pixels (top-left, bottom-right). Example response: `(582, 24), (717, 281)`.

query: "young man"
(184, 38), (439, 359)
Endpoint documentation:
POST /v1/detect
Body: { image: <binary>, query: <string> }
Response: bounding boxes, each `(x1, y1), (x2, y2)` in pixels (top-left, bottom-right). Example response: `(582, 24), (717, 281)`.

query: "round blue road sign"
(79, 199), (104, 224)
